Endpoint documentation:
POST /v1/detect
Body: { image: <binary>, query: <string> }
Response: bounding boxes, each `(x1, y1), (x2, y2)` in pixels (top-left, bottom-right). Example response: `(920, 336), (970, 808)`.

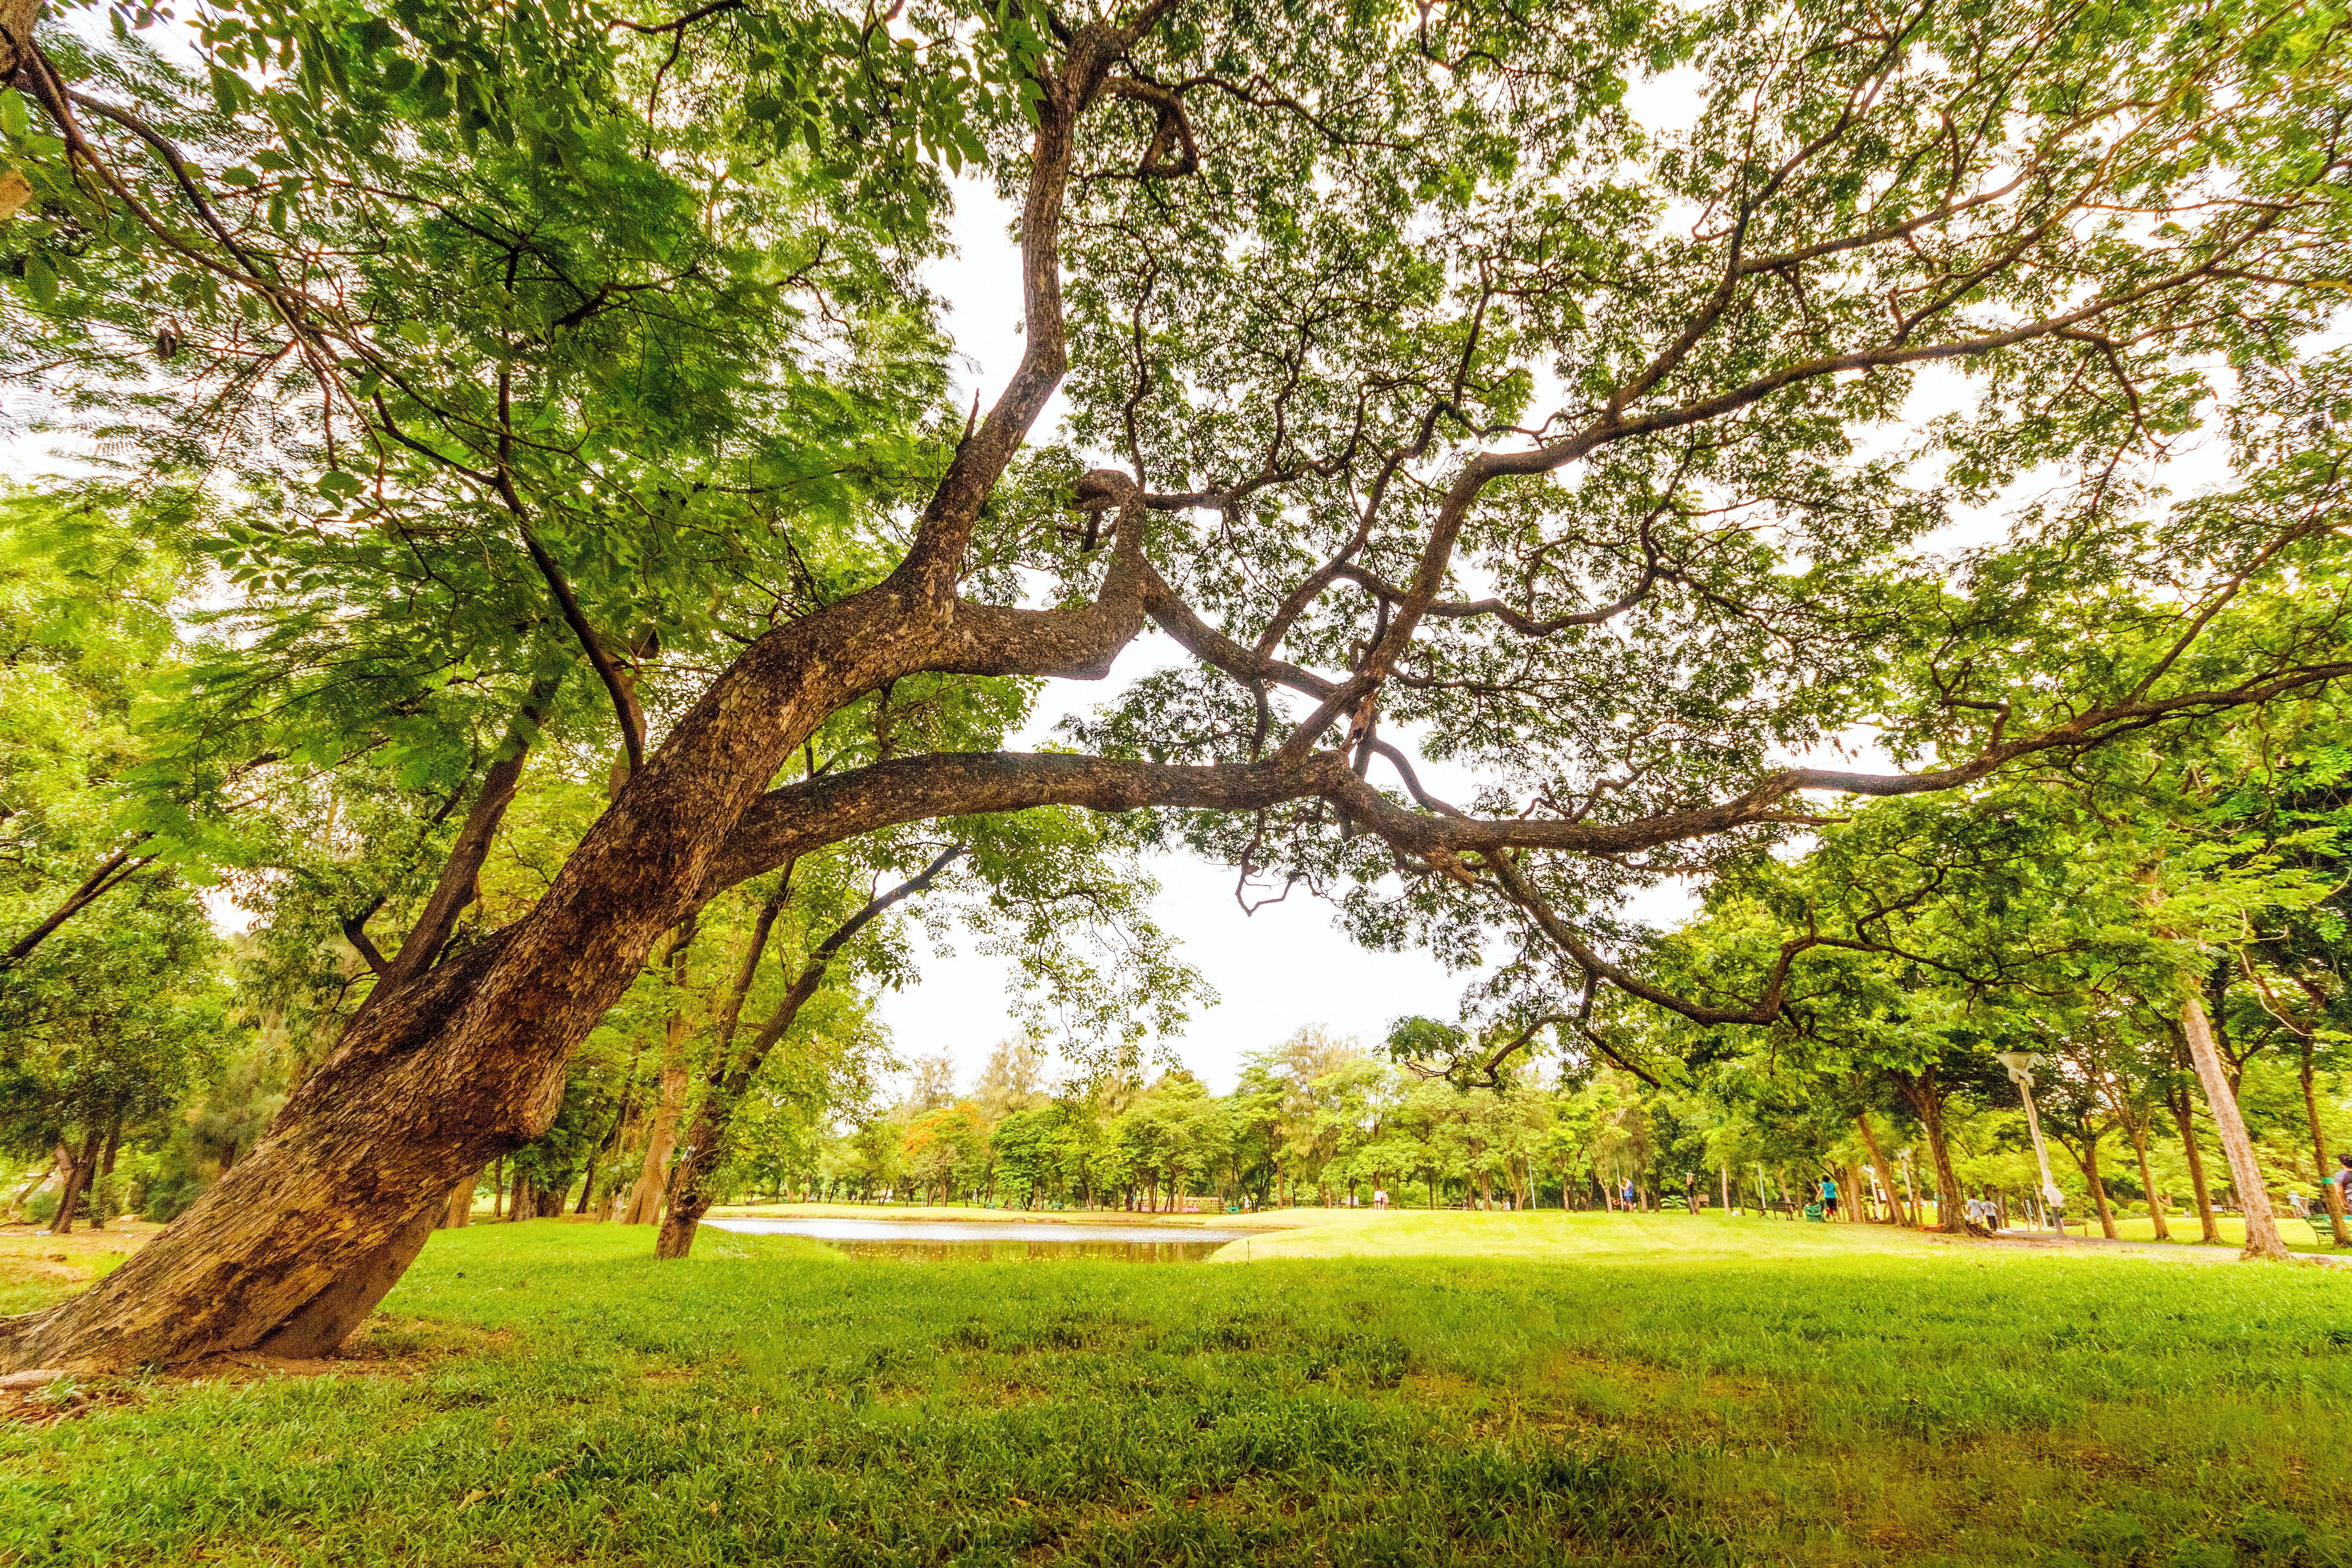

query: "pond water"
(703, 1216), (1256, 1262)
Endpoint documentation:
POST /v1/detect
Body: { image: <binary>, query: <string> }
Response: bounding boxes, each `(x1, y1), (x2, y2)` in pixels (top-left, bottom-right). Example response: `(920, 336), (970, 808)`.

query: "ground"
(0, 1220), (152, 1316)
(0, 1212), (2346, 1565)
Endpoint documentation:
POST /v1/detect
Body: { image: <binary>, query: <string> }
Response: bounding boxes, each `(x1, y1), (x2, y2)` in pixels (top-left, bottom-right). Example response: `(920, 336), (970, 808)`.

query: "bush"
(138, 1172), (208, 1223)
(25, 1190), (57, 1224)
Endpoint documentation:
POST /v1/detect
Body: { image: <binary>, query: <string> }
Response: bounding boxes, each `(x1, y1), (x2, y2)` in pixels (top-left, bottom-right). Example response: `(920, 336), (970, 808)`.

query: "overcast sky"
(874, 182), (1680, 1097)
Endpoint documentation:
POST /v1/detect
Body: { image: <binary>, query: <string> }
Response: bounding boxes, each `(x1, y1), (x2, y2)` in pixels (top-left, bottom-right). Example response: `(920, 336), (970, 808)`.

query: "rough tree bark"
(440, 1175), (474, 1229)
(210, 682), (564, 1359)
(2179, 994), (2289, 1261)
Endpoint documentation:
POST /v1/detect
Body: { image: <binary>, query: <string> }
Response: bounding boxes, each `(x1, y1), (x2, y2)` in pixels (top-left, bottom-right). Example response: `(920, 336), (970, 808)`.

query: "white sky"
(878, 182), (1691, 1095)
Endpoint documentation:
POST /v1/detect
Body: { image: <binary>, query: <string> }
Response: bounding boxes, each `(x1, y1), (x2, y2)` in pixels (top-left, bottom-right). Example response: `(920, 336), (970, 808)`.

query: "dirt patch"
(0, 1220), (164, 1257)
(0, 1315), (510, 1427)
(0, 1377), (144, 1427)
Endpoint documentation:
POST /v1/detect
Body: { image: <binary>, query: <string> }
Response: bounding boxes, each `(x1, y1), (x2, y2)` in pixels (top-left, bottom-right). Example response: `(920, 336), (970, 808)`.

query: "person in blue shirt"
(1820, 1175), (1839, 1218)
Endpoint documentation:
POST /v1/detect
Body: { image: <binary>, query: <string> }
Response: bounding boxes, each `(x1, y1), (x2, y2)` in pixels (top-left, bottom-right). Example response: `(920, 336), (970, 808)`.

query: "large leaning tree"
(4, 0), (2350, 1367)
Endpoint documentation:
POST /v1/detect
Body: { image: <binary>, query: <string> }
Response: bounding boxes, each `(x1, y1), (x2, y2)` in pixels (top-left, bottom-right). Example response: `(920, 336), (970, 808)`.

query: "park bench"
(2294, 1198), (2342, 1247)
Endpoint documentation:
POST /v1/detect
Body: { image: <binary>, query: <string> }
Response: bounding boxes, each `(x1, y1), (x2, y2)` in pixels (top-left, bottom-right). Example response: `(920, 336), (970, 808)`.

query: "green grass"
(2, 1217), (2349, 1565)
(1207, 1208), (1979, 1262)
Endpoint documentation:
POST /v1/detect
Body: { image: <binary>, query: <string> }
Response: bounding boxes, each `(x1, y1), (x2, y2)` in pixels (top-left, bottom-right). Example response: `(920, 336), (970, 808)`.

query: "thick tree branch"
(708, 750), (1351, 896)
(352, 667), (569, 1022)
(0, 843), (156, 973)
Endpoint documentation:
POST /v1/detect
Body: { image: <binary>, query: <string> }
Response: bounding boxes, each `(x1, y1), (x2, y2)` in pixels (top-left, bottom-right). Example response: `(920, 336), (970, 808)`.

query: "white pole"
(1997, 1052), (2065, 1236)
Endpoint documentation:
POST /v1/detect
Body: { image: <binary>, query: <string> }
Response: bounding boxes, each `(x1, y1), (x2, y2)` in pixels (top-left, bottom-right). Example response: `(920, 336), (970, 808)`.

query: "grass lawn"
(1, 1215), (2348, 1566)
(1204, 1208), (1979, 1263)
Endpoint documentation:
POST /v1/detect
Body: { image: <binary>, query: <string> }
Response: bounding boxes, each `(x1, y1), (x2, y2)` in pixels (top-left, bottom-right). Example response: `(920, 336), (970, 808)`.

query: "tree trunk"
(2208, 961), (2247, 1096)
(1853, 1112), (1909, 1227)
(1896, 1070), (1968, 1234)
(2180, 994), (2289, 1261)
(623, 928), (700, 1227)
(8, 1159), (55, 1221)
(441, 1173), (475, 1229)
(655, 886), (792, 1261)
(86, 1118), (121, 1232)
(2125, 1117), (2168, 1241)
(2166, 1076), (2223, 1243)
(47, 1135), (95, 1237)
(2298, 1038), (2352, 1246)
(255, 1202), (441, 1360)
(578, 1033), (648, 1217)
(2063, 1131), (2119, 1239)
(621, 1049), (688, 1227)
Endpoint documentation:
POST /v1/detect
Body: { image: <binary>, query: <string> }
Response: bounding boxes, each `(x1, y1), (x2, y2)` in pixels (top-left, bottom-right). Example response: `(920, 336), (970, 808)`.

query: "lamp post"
(1995, 1051), (2066, 1237)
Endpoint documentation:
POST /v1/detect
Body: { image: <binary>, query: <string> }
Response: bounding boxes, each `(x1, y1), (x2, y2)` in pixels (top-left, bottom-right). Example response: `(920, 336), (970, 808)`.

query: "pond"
(703, 1216), (1256, 1262)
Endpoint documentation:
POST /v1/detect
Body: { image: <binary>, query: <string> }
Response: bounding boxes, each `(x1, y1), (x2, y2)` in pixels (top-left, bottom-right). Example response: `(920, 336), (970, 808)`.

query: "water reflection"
(704, 1216), (1253, 1262)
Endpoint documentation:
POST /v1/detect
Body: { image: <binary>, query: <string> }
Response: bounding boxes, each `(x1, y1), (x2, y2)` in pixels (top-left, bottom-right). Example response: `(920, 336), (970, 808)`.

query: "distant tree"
(0, 882), (233, 1232)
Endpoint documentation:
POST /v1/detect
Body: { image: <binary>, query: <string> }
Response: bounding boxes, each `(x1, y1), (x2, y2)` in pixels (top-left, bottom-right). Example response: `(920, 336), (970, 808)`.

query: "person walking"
(1620, 1177), (1637, 1212)
(1820, 1174), (1839, 1219)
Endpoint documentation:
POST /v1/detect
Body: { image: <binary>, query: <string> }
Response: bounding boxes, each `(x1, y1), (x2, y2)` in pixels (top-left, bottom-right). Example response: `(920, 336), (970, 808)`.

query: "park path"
(1981, 1227), (2348, 1268)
